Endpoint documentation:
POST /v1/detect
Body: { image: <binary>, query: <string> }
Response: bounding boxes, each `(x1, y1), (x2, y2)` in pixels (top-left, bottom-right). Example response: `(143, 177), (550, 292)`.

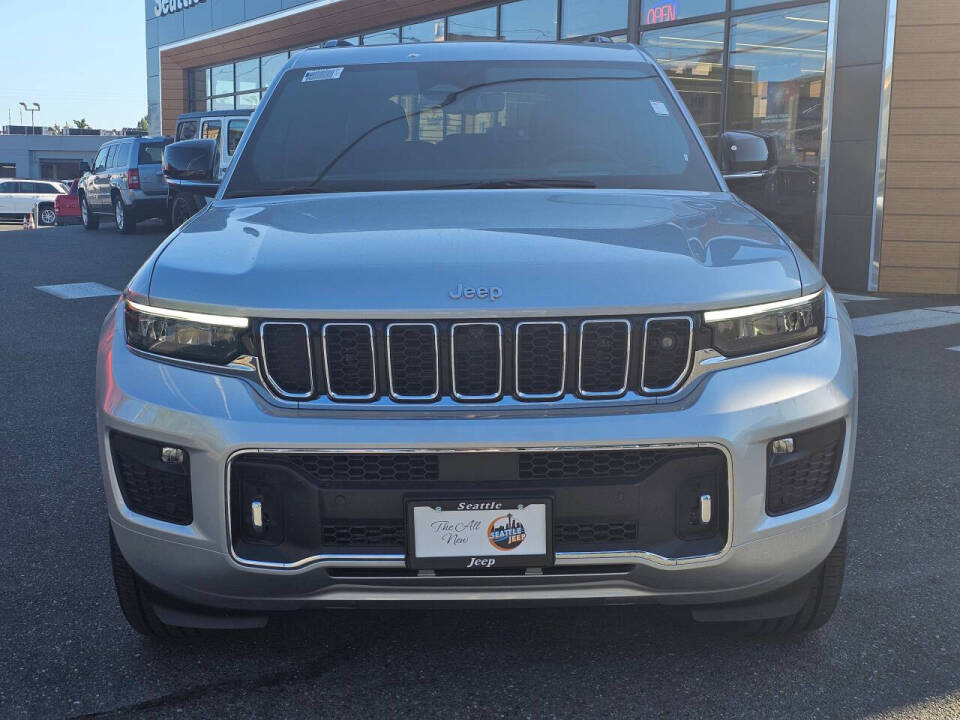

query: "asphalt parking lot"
(1, 222), (958, 719)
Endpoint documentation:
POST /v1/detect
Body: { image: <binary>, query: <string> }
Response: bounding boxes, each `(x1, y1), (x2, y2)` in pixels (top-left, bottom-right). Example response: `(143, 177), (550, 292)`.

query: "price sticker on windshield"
(303, 67), (344, 82)
(650, 101), (670, 116)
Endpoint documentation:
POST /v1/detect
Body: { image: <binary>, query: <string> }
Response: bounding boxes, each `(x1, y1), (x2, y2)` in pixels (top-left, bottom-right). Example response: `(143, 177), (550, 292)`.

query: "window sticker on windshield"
(303, 67), (344, 83)
(650, 101), (670, 116)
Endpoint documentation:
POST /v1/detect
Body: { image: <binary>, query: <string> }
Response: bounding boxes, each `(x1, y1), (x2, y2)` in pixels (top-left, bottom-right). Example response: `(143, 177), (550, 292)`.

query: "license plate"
(406, 499), (551, 570)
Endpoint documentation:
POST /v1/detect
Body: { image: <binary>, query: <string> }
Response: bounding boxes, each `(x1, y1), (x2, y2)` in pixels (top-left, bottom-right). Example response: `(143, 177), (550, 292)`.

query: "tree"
(73, 118), (90, 129)
(137, 115), (148, 133)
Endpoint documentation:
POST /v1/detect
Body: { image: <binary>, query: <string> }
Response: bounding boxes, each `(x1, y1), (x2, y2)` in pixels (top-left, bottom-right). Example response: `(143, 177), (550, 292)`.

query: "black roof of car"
(176, 109), (255, 121)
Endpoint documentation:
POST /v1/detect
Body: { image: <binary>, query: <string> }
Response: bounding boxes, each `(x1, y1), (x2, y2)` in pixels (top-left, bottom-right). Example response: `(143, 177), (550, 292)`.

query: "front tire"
(744, 523), (847, 635)
(109, 527), (194, 639)
(80, 194), (99, 230)
(113, 195), (136, 234)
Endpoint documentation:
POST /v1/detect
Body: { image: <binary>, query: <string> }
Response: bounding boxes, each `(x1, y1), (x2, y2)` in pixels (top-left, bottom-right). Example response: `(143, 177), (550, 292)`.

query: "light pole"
(19, 102), (40, 133)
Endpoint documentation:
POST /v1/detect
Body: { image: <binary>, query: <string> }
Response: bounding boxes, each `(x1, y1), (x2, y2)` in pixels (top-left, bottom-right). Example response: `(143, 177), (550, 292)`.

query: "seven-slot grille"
(258, 316), (695, 403)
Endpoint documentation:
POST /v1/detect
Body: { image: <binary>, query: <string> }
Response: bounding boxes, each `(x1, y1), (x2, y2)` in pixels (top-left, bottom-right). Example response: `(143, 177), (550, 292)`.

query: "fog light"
(771, 437), (795, 455)
(161, 447), (185, 464)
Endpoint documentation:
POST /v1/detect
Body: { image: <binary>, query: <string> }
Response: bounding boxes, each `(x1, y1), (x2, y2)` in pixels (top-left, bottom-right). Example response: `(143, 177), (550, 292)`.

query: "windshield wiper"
(429, 178), (597, 190)
(225, 187), (337, 199)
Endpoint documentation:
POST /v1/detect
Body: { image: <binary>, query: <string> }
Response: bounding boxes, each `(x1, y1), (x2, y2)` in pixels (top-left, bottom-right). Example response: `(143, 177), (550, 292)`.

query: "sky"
(0, 1), (147, 131)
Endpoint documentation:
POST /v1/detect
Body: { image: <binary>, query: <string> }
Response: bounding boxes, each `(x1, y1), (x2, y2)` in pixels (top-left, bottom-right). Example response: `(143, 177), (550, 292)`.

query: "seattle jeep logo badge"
(487, 513), (527, 551)
(449, 284), (502, 301)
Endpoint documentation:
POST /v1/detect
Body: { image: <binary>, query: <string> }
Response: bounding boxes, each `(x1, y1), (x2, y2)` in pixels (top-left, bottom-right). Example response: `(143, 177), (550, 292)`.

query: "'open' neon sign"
(646, 1), (678, 24)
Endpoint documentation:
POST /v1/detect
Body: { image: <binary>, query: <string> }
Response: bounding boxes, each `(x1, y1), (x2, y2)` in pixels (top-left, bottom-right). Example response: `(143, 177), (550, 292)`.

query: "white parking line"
(852, 307), (960, 336)
(948, 346), (960, 352)
(836, 293), (886, 303)
(35, 282), (120, 299)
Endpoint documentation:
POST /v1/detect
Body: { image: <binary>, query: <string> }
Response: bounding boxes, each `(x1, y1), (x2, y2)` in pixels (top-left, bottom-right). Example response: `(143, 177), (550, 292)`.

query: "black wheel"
(109, 527), (195, 639)
(170, 194), (194, 228)
(37, 203), (57, 226)
(742, 523), (847, 635)
(113, 195), (137, 234)
(80, 193), (99, 230)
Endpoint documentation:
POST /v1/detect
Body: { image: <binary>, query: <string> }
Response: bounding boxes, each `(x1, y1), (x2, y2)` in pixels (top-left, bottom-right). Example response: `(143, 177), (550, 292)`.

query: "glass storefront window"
(641, 20), (725, 153)
(403, 18), (445, 43)
(235, 59), (260, 93)
(362, 28), (400, 45)
(725, 4), (829, 257)
(211, 64), (234, 96)
(211, 96), (234, 110)
(561, 0), (628, 38)
(640, 0), (724, 25)
(236, 92), (260, 110)
(500, 0), (557, 41)
(261, 52), (288, 88)
(447, 7), (497, 41)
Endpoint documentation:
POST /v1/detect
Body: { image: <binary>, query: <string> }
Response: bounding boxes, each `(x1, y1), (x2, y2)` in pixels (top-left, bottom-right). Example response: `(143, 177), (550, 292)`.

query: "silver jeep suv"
(98, 41), (857, 638)
(79, 136), (170, 233)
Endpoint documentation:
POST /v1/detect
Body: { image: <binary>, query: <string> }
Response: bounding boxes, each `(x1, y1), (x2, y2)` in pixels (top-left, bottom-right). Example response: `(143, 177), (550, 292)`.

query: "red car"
(54, 179), (81, 224)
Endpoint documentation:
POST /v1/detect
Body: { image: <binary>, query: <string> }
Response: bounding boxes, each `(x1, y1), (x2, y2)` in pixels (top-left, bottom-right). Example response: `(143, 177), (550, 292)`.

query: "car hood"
(146, 189), (805, 318)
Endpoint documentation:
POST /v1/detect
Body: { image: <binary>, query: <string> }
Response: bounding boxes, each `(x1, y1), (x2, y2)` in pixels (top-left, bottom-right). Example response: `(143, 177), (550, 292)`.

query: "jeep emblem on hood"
(449, 284), (503, 301)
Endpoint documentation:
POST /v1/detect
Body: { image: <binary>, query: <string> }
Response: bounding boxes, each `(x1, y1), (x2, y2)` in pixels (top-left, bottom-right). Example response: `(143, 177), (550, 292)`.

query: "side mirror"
(79, 161), (90, 174)
(162, 138), (220, 196)
(720, 131), (776, 180)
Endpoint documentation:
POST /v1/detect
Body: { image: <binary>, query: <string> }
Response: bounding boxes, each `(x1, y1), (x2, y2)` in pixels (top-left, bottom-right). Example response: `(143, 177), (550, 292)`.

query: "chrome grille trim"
(260, 321), (314, 399)
(515, 321), (567, 400)
(322, 322), (377, 401)
(386, 322), (440, 401)
(450, 322), (503, 401)
(577, 319), (631, 398)
(641, 316), (695, 394)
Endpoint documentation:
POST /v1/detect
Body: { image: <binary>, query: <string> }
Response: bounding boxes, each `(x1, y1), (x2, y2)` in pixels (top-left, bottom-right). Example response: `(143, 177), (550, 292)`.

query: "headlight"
(704, 290), (825, 357)
(124, 299), (249, 365)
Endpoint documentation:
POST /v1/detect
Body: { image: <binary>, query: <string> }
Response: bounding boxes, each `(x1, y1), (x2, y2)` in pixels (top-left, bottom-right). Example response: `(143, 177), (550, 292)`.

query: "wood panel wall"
(881, 0), (960, 293)
(159, 0), (476, 135)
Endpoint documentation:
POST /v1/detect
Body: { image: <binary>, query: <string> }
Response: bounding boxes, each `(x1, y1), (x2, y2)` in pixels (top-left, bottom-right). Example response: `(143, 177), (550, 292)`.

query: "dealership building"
(145, 0), (959, 295)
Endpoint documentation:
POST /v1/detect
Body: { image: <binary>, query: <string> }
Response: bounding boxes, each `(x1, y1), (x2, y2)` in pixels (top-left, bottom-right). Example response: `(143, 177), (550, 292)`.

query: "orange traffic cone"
(22, 214), (35, 230)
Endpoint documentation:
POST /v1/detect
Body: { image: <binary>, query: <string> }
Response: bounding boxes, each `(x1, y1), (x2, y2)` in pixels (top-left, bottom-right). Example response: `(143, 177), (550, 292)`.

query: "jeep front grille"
(257, 316), (696, 403)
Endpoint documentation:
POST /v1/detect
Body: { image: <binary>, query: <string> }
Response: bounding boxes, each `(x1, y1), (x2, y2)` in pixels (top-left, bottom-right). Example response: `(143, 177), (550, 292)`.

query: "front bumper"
(97, 295), (857, 611)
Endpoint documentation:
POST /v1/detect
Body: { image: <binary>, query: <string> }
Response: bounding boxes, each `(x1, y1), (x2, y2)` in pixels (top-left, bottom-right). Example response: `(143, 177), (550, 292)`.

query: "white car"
(0, 178), (66, 225)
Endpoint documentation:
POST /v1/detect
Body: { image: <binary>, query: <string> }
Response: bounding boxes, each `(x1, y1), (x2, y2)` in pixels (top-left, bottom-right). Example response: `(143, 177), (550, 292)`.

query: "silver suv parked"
(79, 136), (170, 233)
(99, 42), (857, 638)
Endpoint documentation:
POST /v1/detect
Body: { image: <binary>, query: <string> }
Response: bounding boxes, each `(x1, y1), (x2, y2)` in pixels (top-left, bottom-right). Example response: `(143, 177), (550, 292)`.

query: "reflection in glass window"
(447, 7), (497, 41)
(236, 59), (259, 93)
(261, 53), (288, 88)
(211, 64), (234, 96)
(726, 4), (829, 258)
(641, 20), (725, 154)
(501, 0), (558, 41)
(212, 96), (234, 110)
(236, 92), (260, 110)
(640, 0), (724, 25)
(403, 18), (444, 43)
(363, 28), (400, 45)
(341, 36), (360, 46)
(562, 0), (628, 39)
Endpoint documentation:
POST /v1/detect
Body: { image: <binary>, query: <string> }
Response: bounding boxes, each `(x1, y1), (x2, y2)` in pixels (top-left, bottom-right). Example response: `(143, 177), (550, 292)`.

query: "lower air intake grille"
(579, 320), (630, 396)
(556, 522), (638, 544)
(282, 453), (441, 483)
(519, 449), (670, 480)
(261, 322), (313, 396)
(766, 420), (845, 515)
(111, 433), (192, 525)
(642, 317), (693, 392)
(451, 323), (502, 399)
(323, 523), (405, 547)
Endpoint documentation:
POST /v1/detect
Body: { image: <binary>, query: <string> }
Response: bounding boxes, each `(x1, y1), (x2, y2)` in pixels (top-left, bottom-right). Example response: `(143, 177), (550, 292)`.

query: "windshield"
(223, 59), (720, 198)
